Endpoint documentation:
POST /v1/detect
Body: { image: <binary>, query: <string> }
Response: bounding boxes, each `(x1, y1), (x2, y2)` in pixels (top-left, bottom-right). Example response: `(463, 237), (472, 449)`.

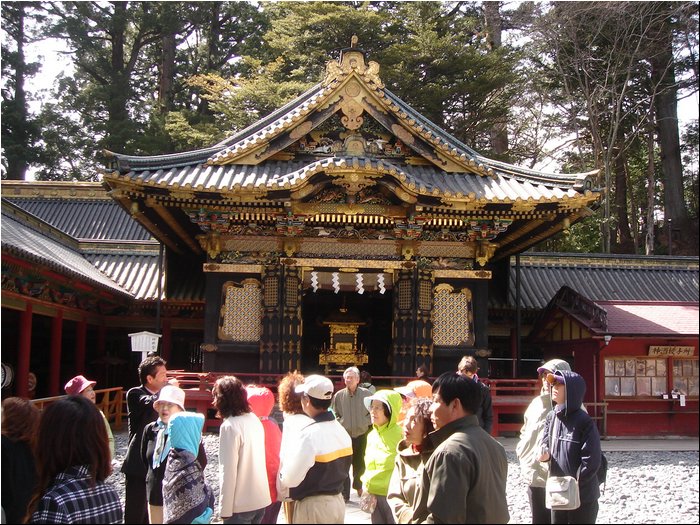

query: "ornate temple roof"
(101, 42), (601, 266)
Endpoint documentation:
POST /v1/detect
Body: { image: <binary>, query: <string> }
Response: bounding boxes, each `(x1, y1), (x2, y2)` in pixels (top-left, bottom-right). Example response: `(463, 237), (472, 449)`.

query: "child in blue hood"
(163, 412), (215, 524)
(538, 370), (602, 524)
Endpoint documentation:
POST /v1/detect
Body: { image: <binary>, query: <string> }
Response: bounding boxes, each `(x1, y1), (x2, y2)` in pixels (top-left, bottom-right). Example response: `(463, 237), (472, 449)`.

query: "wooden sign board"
(648, 345), (695, 357)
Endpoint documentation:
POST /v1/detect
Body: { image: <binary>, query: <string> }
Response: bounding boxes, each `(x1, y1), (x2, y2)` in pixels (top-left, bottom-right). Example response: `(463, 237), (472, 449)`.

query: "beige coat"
(218, 412), (271, 517)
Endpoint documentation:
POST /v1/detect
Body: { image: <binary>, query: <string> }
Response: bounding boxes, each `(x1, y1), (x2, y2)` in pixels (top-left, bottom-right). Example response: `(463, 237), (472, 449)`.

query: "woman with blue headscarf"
(142, 386), (189, 523)
(163, 412), (215, 524)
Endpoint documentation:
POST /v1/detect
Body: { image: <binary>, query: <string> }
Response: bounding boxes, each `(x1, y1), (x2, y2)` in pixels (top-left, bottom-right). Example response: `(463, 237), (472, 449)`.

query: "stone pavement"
(275, 437), (699, 524)
(497, 436), (700, 452)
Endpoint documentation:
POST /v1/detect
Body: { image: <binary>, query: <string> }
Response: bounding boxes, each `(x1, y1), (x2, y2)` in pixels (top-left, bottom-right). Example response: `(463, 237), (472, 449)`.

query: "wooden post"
(16, 304), (33, 398)
(75, 317), (87, 374)
(49, 310), (64, 396)
(161, 319), (172, 362)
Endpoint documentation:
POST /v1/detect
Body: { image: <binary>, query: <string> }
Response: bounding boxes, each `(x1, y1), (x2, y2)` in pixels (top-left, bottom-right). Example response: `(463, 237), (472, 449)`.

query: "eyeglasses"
(545, 373), (562, 385)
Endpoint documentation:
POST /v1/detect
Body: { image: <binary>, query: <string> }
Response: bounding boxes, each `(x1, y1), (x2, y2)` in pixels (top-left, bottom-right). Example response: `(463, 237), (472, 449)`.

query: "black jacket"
(541, 370), (601, 504)
(476, 381), (493, 434)
(121, 385), (159, 477)
(1, 436), (37, 524)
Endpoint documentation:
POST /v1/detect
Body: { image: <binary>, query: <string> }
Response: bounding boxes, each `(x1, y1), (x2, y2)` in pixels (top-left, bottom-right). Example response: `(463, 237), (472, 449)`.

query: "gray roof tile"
(508, 253), (699, 309)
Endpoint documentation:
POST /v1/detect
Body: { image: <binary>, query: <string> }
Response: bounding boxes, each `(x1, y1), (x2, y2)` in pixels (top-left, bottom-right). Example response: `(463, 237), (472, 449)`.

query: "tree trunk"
(106, 1), (130, 152)
(650, 15), (689, 253)
(645, 125), (656, 255)
(482, 1), (508, 155)
(613, 147), (634, 253)
(5, 2), (28, 180)
(158, 31), (176, 113)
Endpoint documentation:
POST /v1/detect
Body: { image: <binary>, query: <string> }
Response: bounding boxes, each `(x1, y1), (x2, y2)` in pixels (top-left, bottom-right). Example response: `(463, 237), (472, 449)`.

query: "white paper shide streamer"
(377, 273), (386, 294)
(332, 272), (340, 294)
(310, 271), (319, 292)
(356, 273), (364, 294)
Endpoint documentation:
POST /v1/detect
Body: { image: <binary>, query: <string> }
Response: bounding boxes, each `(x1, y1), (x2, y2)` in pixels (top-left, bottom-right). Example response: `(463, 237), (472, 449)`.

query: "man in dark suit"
(121, 355), (174, 523)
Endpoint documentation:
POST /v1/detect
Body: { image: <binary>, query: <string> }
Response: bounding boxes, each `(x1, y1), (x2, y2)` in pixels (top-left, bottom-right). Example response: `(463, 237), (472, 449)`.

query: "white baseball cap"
(295, 374), (334, 400)
(155, 385), (186, 411)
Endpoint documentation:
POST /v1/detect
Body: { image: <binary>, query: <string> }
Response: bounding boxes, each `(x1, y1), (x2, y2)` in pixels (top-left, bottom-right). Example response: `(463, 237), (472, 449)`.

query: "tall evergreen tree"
(1, 1), (42, 180)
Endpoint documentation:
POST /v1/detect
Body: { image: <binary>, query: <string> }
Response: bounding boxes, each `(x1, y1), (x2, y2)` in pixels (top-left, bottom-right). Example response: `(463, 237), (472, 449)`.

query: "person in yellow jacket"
(361, 389), (403, 524)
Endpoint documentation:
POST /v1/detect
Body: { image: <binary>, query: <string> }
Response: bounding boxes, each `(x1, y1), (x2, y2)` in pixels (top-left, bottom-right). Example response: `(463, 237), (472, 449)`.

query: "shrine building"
(97, 42), (600, 377)
(2, 42), (611, 399)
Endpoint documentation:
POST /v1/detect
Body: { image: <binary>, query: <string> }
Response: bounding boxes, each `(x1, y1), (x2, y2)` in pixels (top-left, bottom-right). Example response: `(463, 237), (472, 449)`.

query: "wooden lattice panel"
(223, 238), (279, 252)
(219, 280), (262, 342)
(300, 241), (396, 257)
(418, 280), (432, 311)
(418, 243), (476, 258)
(398, 279), (412, 310)
(264, 276), (278, 306)
(285, 276), (299, 307)
(432, 285), (474, 346)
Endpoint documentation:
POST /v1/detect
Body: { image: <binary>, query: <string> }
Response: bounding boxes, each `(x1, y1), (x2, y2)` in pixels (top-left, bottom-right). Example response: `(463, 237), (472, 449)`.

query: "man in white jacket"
(278, 374), (352, 524)
(213, 375), (271, 524)
(515, 359), (572, 524)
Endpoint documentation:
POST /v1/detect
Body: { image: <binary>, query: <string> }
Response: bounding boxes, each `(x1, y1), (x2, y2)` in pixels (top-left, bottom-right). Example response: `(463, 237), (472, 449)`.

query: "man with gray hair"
(330, 366), (372, 501)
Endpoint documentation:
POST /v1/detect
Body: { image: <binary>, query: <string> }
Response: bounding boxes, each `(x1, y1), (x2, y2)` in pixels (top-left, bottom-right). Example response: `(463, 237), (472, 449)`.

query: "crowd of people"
(0, 355), (603, 524)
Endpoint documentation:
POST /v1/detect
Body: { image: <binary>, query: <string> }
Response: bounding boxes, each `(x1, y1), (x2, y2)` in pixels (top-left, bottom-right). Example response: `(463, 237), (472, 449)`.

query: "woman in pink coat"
(246, 385), (282, 524)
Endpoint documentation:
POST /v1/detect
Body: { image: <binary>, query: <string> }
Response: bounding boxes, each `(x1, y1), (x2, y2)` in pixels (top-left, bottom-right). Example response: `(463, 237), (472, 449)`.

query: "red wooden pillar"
(75, 317), (87, 374)
(161, 319), (172, 363)
(16, 304), (33, 398)
(49, 310), (64, 396)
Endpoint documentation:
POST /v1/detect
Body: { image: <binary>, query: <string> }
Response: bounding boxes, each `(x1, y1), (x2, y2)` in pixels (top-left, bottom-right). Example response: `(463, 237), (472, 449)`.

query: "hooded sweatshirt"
(516, 358), (571, 487)
(541, 370), (602, 504)
(361, 389), (403, 497)
(246, 385), (282, 503)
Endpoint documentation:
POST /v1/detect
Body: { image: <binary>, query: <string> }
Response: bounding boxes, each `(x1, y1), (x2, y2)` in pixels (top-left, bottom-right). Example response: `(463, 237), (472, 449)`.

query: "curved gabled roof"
(101, 46), (602, 262)
(109, 156), (590, 206)
(104, 47), (597, 194)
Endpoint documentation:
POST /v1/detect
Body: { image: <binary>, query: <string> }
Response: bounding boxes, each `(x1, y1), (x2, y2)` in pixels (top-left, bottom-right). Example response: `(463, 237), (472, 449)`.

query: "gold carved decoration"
(322, 36), (384, 89)
(343, 132), (366, 153)
(340, 98), (364, 130)
(329, 170), (380, 196)
(290, 121), (313, 140)
(197, 231), (222, 259)
(200, 343), (218, 353)
(401, 242), (416, 260)
(391, 124), (415, 146)
(475, 241), (497, 267)
(345, 81), (361, 97)
(511, 199), (538, 213)
(283, 239), (300, 257)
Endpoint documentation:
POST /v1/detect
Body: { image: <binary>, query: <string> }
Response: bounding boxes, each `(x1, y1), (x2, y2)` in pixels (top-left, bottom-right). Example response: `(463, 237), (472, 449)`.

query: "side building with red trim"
(528, 286), (698, 437)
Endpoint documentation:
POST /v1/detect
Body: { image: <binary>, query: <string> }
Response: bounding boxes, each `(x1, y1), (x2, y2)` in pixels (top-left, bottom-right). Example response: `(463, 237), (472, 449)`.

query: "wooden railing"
(28, 377), (608, 437)
(30, 387), (125, 430)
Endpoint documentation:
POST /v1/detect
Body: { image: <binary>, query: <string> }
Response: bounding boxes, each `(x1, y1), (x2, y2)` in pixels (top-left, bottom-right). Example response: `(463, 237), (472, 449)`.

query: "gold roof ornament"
(322, 35), (384, 89)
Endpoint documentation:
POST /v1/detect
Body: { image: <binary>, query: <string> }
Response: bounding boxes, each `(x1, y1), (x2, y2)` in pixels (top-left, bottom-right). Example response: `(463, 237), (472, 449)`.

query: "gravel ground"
(107, 429), (699, 524)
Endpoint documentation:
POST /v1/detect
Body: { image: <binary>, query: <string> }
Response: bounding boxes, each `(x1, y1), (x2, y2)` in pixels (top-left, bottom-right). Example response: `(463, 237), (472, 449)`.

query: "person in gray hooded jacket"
(516, 359), (571, 524)
(538, 370), (602, 524)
